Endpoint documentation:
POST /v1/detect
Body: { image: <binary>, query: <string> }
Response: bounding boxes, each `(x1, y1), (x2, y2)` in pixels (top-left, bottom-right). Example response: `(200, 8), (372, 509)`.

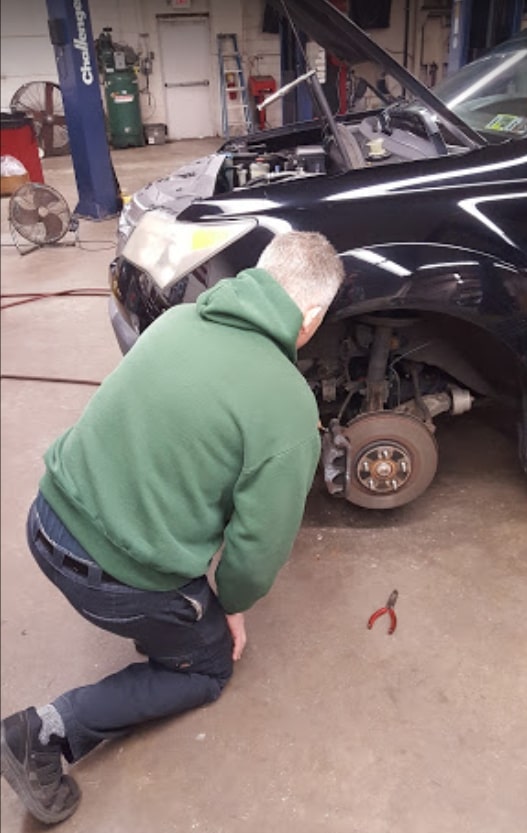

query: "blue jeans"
(27, 493), (233, 762)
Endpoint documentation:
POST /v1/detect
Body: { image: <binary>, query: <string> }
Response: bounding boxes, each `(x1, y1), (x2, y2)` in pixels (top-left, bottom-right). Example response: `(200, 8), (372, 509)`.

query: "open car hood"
(274, 0), (484, 147)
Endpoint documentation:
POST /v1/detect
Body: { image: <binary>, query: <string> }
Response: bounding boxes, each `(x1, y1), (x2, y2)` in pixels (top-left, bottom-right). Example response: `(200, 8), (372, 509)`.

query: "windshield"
(434, 35), (527, 140)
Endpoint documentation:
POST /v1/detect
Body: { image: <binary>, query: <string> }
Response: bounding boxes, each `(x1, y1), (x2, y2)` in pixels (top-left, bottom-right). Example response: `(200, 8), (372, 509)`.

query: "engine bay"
(216, 104), (465, 192)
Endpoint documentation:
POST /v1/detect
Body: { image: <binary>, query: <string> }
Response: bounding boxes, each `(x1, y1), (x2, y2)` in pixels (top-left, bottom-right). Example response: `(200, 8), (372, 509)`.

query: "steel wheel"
(341, 412), (438, 509)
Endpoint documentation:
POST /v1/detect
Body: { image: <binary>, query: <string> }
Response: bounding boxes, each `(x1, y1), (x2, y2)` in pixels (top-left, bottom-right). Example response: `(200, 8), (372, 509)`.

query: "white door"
(158, 16), (215, 139)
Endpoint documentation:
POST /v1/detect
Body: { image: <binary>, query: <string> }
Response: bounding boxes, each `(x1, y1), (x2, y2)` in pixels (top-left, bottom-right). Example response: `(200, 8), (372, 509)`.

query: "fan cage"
(9, 183), (72, 246)
(10, 81), (70, 157)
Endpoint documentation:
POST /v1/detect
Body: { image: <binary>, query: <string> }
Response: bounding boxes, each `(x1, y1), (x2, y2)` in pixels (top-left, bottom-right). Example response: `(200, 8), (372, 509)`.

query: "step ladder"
(217, 33), (253, 137)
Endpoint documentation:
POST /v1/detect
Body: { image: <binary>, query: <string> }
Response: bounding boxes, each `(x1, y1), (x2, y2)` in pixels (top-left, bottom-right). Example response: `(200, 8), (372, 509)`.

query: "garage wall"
(3, 1), (524, 137)
(139, 0), (244, 137)
(0, 0), (58, 106)
(242, 3), (281, 129)
(0, 0), (477, 126)
(0, 0), (245, 136)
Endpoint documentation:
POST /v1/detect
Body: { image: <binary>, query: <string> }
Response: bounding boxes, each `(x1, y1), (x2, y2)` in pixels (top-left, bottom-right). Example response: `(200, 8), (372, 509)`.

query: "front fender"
(330, 243), (527, 366)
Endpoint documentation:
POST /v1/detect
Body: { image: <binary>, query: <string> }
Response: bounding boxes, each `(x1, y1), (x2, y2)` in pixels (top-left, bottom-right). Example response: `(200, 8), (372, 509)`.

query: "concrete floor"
(1, 142), (527, 833)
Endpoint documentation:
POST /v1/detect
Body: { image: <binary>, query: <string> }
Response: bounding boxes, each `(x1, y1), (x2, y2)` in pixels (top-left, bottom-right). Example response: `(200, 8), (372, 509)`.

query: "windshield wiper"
(378, 101), (450, 155)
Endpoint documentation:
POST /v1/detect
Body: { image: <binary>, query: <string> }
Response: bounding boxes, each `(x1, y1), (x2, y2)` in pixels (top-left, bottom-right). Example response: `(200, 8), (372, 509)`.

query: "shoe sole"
(1, 722), (81, 824)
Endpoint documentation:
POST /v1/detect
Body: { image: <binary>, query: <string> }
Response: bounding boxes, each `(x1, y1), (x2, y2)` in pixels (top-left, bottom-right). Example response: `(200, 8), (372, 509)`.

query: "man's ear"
(297, 305), (324, 348)
(302, 306), (323, 331)
(303, 307), (324, 329)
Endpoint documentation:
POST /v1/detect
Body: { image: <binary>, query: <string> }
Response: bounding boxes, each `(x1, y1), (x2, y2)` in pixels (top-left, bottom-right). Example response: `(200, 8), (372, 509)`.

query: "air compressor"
(96, 28), (144, 149)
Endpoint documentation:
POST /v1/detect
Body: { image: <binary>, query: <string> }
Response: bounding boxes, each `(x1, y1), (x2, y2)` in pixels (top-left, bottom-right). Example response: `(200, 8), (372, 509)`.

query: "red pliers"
(367, 589), (398, 635)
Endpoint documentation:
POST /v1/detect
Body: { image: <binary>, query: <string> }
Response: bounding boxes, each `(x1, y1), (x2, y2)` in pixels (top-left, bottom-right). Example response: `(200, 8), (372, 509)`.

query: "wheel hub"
(326, 411), (439, 509)
(357, 442), (411, 493)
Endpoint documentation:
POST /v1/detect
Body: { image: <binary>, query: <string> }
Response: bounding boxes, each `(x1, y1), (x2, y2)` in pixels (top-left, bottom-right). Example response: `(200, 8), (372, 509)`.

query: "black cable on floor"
(1, 374), (101, 386)
(1, 240), (116, 252)
(2, 287), (110, 384)
(1, 288), (110, 310)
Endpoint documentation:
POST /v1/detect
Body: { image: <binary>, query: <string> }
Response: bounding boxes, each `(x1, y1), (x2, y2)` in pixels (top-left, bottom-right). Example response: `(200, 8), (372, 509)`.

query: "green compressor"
(96, 28), (144, 149)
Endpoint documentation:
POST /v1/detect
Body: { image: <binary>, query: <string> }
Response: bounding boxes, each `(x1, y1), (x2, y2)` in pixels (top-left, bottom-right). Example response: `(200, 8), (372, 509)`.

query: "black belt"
(36, 529), (123, 585)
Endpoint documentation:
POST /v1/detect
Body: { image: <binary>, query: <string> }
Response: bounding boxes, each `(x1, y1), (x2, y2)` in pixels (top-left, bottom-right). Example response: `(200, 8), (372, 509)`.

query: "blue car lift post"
(46, 0), (121, 219)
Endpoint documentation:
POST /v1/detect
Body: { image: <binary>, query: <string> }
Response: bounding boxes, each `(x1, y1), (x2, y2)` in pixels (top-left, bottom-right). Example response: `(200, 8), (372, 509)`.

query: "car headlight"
(122, 210), (257, 290)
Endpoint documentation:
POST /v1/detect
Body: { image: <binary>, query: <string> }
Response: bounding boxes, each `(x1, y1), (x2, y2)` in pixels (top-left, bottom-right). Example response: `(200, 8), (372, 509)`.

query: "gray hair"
(257, 231), (345, 313)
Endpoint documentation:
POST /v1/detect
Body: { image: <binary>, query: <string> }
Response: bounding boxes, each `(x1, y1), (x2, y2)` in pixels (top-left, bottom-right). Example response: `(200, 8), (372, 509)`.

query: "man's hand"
(225, 612), (247, 661)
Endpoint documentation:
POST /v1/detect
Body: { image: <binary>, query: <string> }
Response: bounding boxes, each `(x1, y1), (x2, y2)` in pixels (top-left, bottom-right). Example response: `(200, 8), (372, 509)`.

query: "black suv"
(109, 0), (527, 510)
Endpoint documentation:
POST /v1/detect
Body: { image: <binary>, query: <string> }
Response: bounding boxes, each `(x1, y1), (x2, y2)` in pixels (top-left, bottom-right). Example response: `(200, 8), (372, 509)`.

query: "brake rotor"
(341, 412), (438, 509)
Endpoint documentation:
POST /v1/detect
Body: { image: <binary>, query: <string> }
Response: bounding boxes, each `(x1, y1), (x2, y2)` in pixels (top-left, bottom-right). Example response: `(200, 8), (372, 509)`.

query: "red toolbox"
(1, 111), (44, 185)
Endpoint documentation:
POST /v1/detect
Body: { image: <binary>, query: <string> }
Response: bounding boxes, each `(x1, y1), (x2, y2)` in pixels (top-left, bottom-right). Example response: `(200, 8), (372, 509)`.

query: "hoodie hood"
(196, 268), (302, 363)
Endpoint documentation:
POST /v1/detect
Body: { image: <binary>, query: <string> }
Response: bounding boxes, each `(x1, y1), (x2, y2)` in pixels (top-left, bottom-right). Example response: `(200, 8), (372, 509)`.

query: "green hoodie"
(40, 268), (321, 613)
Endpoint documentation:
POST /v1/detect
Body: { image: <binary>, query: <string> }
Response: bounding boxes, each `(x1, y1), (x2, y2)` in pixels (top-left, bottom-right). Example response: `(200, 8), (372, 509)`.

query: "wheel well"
(304, 308), (522, 401)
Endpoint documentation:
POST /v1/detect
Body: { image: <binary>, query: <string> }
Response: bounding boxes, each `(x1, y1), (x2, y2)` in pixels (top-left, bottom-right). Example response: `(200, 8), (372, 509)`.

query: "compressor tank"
(104, 69), (144, 148)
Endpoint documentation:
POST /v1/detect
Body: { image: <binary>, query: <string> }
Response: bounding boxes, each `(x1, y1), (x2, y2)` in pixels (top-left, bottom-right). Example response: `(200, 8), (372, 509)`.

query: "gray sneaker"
(1, 707), (81, 824)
